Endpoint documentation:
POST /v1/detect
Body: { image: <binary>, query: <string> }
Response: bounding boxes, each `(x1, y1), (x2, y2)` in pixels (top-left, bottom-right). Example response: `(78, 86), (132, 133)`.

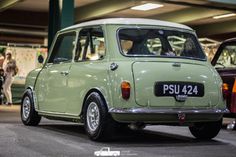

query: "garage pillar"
(61, 0), (74, 29)
(48, 0), (74, 48)
(48, 0), (61, 48)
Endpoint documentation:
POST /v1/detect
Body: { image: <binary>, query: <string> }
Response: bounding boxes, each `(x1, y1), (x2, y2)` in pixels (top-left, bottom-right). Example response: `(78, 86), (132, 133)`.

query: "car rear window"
(118, 28), (206, 60)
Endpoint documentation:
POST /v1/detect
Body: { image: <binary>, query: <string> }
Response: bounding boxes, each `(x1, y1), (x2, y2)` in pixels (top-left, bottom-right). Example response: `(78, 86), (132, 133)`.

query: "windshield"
(118, 28), (206, 60)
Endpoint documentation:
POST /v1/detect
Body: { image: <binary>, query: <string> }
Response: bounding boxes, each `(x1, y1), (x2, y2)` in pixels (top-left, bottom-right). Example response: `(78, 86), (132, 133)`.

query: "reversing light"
(121, 81), (131, 100)
(222, 83), (230, 100)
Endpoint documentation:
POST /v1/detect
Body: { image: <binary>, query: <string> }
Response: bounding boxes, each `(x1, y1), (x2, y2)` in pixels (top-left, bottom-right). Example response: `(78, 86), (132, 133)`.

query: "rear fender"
(80, 88), (109, 120)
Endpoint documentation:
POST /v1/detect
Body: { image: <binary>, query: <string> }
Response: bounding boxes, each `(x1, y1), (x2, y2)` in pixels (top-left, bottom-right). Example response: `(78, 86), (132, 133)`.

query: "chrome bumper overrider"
(109, 107), (229, 114)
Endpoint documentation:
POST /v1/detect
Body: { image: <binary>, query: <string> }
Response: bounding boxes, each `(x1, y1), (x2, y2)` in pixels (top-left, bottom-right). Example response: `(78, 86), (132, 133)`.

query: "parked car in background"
(212, 38), (236, 117)
(21, 18), (227, 141)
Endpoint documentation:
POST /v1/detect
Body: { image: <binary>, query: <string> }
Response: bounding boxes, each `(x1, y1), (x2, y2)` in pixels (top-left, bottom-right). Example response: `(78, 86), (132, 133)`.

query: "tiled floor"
(0, 105), (21, 123)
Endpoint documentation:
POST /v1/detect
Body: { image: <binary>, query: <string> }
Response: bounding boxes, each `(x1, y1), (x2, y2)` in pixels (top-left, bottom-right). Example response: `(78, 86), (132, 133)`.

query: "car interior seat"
(127, 40), (151, 55)
(181, 38), (198, 58)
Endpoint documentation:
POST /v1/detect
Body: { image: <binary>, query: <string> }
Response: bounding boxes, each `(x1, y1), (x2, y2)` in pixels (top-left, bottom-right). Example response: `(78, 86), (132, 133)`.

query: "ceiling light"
(131, 3), (164, 11)
(213, 13), (236, 19)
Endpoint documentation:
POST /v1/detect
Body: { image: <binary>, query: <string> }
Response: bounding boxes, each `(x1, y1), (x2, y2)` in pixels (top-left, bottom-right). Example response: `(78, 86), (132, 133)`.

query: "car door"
(35, 31), (77, 113)
(212, 40), (236, 109)
(66, 27), (106, 115)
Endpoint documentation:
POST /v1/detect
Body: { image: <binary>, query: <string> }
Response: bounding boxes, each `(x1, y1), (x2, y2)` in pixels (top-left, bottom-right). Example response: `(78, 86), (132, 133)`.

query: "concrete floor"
(0, 105), (236, 157)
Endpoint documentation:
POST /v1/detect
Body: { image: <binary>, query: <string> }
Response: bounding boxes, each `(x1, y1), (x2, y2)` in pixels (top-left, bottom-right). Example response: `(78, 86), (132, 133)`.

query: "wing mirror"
(38, 55), (44, 64)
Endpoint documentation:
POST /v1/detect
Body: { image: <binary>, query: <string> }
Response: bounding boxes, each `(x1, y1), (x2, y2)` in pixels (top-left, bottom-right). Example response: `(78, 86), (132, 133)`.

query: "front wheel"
(84, 92), (116, 141)
(189, 118), (222, 140)
(21, 91), (41, 126)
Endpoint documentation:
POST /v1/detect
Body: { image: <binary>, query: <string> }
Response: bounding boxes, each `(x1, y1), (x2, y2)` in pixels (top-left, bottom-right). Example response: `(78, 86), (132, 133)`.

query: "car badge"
(175, 95), (188, 102)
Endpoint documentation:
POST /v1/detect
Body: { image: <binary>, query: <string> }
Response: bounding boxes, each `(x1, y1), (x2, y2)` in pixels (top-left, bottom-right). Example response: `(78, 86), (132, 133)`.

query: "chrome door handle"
(60, 71), (69, 76)
(172, 62), (181, 67)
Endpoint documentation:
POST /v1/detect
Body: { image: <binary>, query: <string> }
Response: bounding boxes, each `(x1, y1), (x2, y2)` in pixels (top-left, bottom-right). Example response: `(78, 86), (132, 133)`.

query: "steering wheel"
(215, 62), (225, 68)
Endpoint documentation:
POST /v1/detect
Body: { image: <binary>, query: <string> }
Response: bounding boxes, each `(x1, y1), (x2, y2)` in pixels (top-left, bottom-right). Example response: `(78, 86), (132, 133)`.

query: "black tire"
(84, 92), (116, 141)
(189, 118), (222, 140)
(21, 90), (41, 126)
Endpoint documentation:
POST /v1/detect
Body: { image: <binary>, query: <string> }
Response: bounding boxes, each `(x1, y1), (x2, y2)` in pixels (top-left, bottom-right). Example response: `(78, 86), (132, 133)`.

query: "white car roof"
(61, 18), (193, 32)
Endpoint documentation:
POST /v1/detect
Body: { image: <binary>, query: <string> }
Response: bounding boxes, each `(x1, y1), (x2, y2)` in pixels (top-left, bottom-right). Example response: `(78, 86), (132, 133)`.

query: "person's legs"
(3, 76), (13, 105)
(3, 82), (9, 103)
(0, 89), (3, 105)
(8, 85), (12, 104)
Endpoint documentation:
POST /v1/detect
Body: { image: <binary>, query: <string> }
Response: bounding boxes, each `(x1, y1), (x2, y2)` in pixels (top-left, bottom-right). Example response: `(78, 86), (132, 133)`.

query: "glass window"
(118, 28), (206, 60)
(215, 45), (236, 68)
(48, 32), (76, 64)
(74, 27), (105, 61)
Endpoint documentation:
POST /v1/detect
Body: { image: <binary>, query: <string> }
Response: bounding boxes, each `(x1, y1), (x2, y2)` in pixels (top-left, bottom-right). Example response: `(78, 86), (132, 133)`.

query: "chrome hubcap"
(86, 102), (100, 132)
(22, 96), (31, 120)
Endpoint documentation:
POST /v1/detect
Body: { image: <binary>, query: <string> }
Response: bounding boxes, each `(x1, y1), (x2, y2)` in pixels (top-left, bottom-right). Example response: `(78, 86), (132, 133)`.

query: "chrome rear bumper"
(109, 107), (228, 123)
(109, 107), (229, 114)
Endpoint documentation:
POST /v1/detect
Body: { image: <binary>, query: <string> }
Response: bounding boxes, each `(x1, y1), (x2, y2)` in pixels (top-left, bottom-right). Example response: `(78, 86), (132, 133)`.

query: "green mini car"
(21, 18), (228, 141)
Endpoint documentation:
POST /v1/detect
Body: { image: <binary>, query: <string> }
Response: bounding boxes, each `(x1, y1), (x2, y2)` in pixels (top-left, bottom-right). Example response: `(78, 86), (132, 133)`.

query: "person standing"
(0, 49), (5, 105)
(3, 52), (17, 106)
(0, 50), (5, 68)
(0, 69), (5, 105)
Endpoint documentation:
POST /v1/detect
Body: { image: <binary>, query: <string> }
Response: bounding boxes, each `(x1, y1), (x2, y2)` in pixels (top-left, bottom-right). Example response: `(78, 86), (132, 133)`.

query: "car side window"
(216, 45), (236, 68)
(74, 27), (105, 61)
(48, 32), (76, 64)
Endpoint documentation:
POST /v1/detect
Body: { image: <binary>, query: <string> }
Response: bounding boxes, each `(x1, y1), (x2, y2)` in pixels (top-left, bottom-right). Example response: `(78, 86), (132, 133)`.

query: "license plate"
(154, 82), (204, 97)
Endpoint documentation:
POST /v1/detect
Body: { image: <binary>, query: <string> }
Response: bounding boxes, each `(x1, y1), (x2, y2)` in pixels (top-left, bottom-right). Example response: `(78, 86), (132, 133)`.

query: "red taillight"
(222, 83), (230, 100)
(230, 80), (236, 113)
(121, 81), (130, 100)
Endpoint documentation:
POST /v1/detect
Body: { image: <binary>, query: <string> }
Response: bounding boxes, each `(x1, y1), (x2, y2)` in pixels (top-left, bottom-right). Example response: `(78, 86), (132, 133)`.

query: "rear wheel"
(84, 92), (116, 141)
(189, 118), (222, 140)
(21, 91), (41, 126)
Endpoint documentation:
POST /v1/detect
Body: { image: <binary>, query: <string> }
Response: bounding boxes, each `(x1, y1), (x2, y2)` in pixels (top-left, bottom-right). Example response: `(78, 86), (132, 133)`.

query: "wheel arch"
(22, 86), (38, 111)
(80, 88), (109, 121)
(21, 86), (42, 126)
(22, 86), (34, 101)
